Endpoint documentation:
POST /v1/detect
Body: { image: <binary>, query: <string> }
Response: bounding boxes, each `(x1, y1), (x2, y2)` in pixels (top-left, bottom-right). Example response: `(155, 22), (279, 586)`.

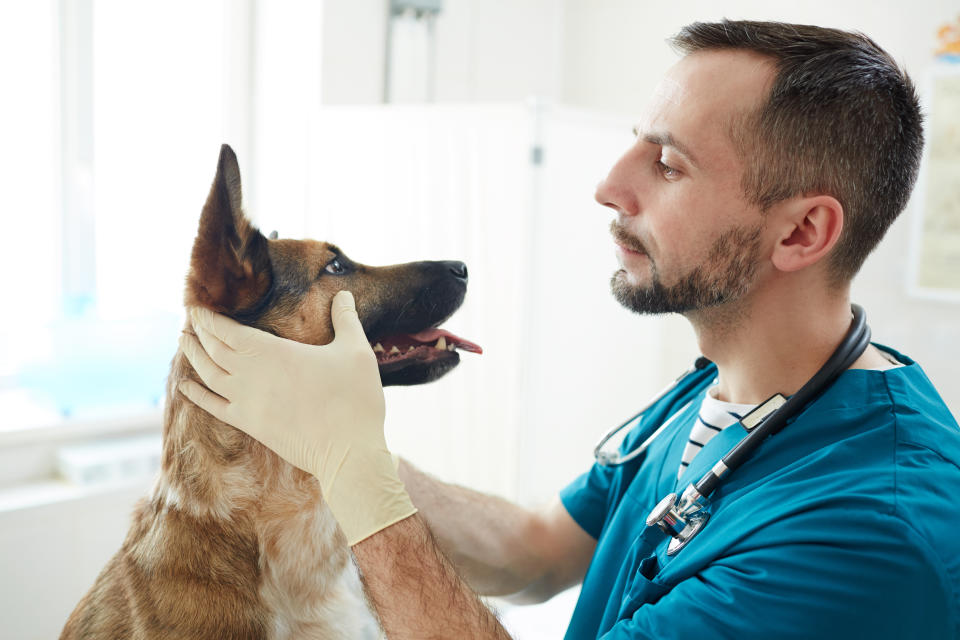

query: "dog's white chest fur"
(257, 486), (380, 640)
(265, 560), (379, 640)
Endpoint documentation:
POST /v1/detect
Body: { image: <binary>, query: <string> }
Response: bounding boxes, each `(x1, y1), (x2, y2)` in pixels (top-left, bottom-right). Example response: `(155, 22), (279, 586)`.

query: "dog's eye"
(324, 258), (347, 275)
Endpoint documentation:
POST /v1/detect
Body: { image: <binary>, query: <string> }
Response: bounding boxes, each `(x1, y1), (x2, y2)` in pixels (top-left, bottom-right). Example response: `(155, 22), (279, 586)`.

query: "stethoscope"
(593, 304), (871, 555)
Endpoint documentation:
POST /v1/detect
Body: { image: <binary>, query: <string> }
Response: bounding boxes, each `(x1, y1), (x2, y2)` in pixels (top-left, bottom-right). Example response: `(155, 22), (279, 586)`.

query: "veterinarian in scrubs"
(180, 19), (960, 639)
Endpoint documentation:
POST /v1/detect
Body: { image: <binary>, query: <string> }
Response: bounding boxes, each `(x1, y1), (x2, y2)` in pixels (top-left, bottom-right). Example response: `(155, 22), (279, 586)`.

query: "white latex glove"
(178, 290), (416, 545)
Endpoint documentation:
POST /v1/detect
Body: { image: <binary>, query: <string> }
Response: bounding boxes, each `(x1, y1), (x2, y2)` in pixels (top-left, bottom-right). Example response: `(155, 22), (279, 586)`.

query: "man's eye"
(656, 159), (680, 179)
(325, 259), (347, 275)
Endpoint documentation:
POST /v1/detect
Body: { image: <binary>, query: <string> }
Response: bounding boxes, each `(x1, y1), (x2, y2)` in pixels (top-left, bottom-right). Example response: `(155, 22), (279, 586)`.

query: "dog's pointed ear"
(185, 144), (272, 314)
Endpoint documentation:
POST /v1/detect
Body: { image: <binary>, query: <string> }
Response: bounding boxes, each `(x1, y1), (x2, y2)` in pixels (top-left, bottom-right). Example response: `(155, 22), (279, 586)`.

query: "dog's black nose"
(446, 261), (468, 282)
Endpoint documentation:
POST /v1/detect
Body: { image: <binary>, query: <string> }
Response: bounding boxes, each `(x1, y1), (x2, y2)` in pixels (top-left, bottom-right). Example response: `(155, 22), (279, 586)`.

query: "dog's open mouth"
(370, 327), (480, 385)
(370, 327), (481, 384)
(358, 259), (477, 386)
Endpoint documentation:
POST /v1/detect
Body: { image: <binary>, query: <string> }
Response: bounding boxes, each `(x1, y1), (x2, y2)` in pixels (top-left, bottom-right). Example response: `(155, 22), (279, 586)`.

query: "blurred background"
(0, 1), (958, 637)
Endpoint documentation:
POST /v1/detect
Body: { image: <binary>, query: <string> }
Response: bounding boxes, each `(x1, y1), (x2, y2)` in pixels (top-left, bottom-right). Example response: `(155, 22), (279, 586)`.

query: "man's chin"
(613, 267), (647, 288)
(610, 269), (681, 315)
(611, 270), (652, 313)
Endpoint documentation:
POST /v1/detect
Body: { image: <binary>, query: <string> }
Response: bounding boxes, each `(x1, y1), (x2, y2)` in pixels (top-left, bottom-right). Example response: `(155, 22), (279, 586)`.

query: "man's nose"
(594, 149), (640, 216)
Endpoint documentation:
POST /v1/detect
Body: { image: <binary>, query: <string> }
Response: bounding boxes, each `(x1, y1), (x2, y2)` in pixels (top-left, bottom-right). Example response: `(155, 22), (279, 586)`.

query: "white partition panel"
(517, 106), (666, 505)
(307, 104), (667, 505)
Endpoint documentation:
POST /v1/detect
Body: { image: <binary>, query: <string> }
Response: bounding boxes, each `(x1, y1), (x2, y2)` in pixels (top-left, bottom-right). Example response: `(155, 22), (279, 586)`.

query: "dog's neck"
(155, 349), (321, 523)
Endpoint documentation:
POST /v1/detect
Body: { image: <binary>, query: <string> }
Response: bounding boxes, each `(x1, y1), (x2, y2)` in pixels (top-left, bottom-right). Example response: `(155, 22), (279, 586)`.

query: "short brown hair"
(671, 20), (924, 282)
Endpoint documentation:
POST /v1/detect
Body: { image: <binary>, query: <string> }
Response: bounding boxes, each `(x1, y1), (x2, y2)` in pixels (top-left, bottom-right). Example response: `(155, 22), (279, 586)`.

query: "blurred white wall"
(304, 103), (657, 506)
(560, 0), (957, 113)
(320, 0), (564, 104)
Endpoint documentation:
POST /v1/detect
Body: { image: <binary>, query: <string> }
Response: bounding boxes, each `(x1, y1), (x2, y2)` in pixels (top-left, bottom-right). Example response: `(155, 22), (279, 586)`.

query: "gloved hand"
(177, 290), (416, 545)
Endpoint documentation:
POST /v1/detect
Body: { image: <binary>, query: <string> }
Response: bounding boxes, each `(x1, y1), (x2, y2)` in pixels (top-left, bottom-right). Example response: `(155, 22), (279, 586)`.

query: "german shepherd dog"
(60, 144), (481, 639)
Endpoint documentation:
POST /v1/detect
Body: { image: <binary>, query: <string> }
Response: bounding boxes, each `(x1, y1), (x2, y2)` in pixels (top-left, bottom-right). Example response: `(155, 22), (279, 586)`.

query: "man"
(180, 20), (960, 639)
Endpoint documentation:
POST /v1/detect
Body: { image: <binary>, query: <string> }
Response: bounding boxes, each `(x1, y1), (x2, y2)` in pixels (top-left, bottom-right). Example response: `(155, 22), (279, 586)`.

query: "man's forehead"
(651, 51), (771, 113)
(637, 50), (775, 162)
(651, 76), (686, 106)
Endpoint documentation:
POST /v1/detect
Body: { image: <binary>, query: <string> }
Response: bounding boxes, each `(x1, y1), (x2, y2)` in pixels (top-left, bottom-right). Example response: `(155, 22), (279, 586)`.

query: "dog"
(60, 144), (481, 639)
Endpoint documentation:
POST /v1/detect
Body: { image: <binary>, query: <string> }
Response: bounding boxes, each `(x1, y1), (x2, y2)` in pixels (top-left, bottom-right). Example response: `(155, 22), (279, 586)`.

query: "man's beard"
(610, 222), (764, 315)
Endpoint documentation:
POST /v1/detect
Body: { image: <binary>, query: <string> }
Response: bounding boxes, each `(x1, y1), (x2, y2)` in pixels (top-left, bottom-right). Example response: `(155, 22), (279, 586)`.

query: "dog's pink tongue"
(410, 328), (483, 354)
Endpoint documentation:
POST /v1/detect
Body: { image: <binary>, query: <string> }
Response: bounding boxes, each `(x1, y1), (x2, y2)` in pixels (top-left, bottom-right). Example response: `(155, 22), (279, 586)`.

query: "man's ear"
(185, 144), (272, 314)
(769, 195), (844, 274)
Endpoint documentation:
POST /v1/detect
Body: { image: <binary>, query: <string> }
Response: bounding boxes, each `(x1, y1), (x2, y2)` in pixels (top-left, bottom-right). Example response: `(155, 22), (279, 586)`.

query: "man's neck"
(686, 283), (858, 405)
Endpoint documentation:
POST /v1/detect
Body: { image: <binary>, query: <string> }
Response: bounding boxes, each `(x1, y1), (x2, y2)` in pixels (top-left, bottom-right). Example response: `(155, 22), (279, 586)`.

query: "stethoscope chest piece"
(646, 492), (710, 556)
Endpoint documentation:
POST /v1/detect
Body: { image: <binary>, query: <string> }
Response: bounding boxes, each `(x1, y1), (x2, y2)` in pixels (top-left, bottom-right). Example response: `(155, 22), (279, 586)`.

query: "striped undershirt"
(677, 352), (905, 478)
(678, 387), (755, 479)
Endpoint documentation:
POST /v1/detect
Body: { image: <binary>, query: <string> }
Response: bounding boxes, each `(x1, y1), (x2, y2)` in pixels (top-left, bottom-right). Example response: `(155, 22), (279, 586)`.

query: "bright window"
(0, 0), (62, 426)
(1, 1), (239, 426)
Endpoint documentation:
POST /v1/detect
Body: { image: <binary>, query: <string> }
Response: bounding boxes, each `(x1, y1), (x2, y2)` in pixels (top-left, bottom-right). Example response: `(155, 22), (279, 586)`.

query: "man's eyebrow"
(632, 127), (699, 168)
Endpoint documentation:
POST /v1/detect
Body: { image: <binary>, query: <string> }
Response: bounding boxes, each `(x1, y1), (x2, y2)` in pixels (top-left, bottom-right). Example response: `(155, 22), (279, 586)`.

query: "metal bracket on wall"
(390, 0), (442, 15)
(383, 0), (444, 103)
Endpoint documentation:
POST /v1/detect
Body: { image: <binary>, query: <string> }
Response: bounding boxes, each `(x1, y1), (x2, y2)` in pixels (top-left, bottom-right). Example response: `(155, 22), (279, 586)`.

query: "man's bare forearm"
(352, 513), (513, 640)
(397, 458), (553, 597)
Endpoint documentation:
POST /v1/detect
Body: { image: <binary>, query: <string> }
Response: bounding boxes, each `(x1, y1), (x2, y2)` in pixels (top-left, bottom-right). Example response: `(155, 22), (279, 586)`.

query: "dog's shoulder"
(62, 495), (270, 639)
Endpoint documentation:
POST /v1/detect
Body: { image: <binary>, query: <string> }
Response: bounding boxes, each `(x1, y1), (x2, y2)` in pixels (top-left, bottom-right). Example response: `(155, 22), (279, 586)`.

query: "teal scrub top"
(560, 347), (960, 639)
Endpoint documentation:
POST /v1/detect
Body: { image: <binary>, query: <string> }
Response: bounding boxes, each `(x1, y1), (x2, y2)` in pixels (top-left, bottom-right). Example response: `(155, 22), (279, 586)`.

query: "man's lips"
(615, 240), (645, 256)
(609, 221), (647, 256)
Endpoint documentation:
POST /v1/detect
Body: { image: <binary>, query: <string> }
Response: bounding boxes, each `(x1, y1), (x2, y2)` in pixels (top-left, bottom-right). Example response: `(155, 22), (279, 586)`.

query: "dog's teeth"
(447, 343), (456, 351)
(408, 346), (415, 352)
(435, 336), (447, 350)
(389, 346), (401, 355)
(373, 343), (384, 353)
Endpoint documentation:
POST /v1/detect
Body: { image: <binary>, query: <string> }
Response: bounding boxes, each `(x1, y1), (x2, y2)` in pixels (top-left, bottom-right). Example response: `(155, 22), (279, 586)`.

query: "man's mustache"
(609, 220), (648, 255)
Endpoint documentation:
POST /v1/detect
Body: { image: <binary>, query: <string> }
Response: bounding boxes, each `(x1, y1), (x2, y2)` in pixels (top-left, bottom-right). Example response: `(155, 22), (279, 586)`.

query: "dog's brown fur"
(61, 145), (470, 639)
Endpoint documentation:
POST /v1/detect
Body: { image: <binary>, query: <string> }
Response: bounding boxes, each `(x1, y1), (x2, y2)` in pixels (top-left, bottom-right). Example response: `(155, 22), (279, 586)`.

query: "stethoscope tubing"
(598, 304), (873, 554)
(595, 304), (870, 486)
(693, 304), (870, 498)
(593, 357), (713, 467)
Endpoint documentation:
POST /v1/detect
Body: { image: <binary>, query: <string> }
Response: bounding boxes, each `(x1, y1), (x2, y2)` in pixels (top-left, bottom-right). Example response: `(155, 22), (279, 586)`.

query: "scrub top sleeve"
(559, 463), (617, 540)
(598, 533), (953, 640)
